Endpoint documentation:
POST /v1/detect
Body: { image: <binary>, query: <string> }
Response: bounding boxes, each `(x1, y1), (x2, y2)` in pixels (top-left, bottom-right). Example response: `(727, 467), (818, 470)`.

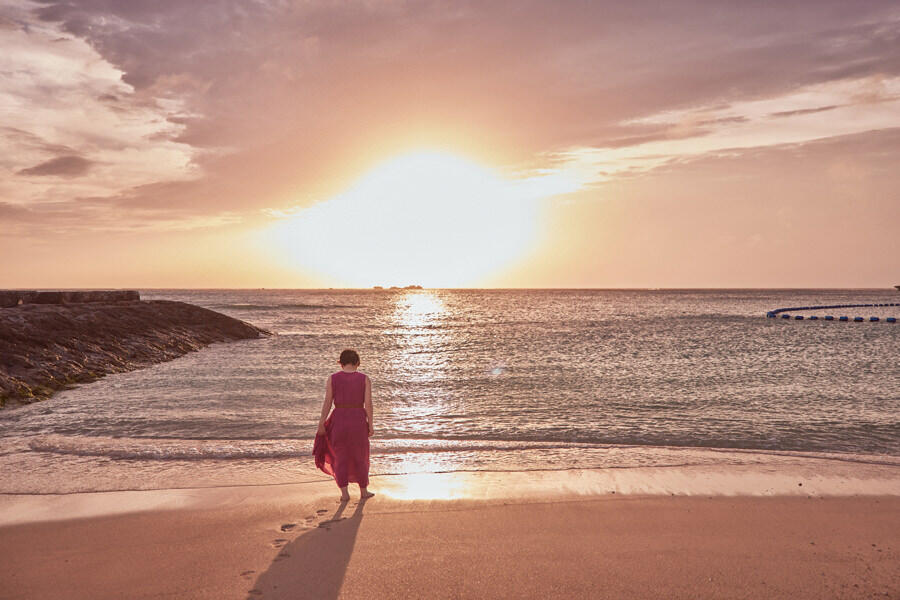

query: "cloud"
(18, 154), (93, 176)
(770, 105), (841, 118)
(550, 75), (900, 185)
(0, 0), (199, 222)
(3, 0), (900, 236)
(0, 193), (243, 237)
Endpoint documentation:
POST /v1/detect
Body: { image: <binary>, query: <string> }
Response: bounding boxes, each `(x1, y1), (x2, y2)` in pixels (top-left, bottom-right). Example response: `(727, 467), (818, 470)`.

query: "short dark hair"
(339, 349), (360, 366)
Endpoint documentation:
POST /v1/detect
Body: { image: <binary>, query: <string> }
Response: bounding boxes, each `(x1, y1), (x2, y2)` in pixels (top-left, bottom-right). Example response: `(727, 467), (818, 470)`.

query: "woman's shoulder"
(330, 370), (367, 379)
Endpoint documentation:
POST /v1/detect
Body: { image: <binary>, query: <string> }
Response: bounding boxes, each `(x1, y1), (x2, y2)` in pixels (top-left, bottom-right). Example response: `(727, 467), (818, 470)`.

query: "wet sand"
(1, 470), (898, 599)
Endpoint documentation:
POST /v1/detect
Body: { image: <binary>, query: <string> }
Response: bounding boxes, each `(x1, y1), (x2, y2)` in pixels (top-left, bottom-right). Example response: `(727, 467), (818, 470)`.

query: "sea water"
(1, 289), (898, 494)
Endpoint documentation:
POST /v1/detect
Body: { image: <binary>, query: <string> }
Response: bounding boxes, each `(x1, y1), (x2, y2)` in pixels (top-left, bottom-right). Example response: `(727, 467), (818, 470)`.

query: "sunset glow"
(2, 1), (897, 288)
(265, 152), (577, 287)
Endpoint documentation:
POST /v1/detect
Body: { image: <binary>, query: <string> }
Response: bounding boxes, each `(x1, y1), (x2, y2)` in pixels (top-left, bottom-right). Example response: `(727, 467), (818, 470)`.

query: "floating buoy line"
(766, 303), (898, 323)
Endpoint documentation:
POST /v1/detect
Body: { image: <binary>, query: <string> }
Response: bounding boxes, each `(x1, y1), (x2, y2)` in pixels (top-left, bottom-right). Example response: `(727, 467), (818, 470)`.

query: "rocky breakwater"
(0, 294), (269, 408)
(0, 290), (141, 307)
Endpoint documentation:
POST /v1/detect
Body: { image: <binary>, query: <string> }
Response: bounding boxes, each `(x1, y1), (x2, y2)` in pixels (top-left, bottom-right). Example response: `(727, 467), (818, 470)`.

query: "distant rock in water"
(372, 285), (424, 290)
(0, 299), (270, 408)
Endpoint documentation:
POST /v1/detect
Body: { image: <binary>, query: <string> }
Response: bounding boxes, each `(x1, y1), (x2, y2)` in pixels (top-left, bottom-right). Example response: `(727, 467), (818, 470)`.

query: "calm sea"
(1, 289), (898, 494)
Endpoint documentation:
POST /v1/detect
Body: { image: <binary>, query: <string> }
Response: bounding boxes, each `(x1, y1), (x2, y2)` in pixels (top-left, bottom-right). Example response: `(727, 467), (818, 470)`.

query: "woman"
(313, 349), (375, 502)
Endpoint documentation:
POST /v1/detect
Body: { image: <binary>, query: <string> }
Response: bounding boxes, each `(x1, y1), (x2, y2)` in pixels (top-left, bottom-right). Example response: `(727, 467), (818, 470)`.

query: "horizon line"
(5, 286), (898, 292)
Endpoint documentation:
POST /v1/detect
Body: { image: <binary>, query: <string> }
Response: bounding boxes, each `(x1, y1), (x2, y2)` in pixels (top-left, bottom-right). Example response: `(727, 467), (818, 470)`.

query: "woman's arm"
(364, 375), (373, 437)
(317, 375), (333, 435)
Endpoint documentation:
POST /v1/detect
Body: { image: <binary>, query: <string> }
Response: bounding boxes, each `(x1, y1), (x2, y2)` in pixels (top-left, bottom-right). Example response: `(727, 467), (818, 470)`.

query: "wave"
(26, 435), (900, 467)
(29, 436), (305, 460)
(27, 436), (599, 461)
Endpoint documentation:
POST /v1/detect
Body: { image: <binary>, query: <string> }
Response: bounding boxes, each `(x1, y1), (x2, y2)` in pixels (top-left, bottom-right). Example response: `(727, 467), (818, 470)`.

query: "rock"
(0, 300), (269, 408)
(0, 290), (141, 307)
(30, 292), (64, 304)
(0, 292), (21, 308)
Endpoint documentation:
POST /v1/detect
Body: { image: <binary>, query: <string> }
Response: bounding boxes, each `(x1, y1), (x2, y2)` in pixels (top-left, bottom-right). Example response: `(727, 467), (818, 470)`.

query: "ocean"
(1, 289), (898, 494)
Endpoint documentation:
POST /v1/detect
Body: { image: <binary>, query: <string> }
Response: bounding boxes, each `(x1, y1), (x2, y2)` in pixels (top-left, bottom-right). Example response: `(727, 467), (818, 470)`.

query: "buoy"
(766, 302), (896, 323)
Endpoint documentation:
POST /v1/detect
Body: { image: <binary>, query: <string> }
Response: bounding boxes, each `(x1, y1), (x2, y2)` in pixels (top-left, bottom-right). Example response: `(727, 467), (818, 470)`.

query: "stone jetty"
(0, 290), (140, 307)
(0, 292), (270, 408)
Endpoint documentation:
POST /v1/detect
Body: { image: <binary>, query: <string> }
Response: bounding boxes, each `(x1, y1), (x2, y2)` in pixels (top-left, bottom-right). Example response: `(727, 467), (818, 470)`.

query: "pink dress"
(313, 371), (370, 488)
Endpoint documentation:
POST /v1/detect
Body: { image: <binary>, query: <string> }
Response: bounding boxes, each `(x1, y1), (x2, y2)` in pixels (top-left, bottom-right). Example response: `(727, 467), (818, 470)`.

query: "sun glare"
(266, 152), (577, 287)
(394, 291), (446, 328)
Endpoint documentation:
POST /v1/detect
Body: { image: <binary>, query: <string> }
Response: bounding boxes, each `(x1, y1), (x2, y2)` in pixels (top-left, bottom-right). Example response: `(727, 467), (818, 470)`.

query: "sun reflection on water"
(388, 292), (451, 386)
(393, 291), (447, 329)
(386, 290), (455, 449)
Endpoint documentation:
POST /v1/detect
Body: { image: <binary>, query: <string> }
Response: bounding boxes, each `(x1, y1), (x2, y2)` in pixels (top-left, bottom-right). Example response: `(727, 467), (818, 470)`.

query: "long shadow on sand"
(246, 499), (367, 599)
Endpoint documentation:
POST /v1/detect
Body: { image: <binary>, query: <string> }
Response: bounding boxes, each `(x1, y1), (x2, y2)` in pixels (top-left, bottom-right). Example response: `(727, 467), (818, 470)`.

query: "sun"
(266, 151), (577, 287)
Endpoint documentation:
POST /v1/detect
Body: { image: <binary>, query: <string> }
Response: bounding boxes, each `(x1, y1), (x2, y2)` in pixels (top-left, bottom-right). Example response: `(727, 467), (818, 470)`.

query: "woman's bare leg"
(339, 486), (350, 502)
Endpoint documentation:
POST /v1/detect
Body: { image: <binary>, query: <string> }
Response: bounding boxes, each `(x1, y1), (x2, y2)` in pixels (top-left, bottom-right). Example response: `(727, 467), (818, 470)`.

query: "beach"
(7, 0), (900, 594)
(2, 467), (899, 599)
(1, 289), (897, 598)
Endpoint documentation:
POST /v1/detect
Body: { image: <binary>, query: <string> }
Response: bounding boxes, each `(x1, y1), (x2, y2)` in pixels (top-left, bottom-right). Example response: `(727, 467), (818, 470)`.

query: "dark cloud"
(701, 116), (751, 126)
(17, 155), (93, 177)
(32, 1), (900, 150)
(770, 105), (841, 118)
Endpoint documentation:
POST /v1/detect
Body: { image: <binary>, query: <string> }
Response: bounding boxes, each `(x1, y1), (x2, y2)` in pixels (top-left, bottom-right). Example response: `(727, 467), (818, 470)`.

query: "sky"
(1, 0), (898, 288)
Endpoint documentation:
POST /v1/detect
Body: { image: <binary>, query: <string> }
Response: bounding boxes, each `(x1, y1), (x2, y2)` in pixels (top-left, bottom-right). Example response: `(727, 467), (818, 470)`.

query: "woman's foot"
(360, 488), (375, 499)
(339, 486), (350, 502)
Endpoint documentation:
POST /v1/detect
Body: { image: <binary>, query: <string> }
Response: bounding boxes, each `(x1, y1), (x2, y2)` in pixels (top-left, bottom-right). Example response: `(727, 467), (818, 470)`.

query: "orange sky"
(1, 1), (898, 288)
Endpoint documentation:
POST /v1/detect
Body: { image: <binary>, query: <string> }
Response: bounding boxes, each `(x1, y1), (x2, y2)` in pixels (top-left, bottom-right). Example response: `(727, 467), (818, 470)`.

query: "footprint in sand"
(280, 523), (297, 532)
(273, 552), (290, 562)
(247, 589), (262, 596)
(240, 570), (255, 578)
(271, 539), (288, 548)
(316, 508), (328, 514)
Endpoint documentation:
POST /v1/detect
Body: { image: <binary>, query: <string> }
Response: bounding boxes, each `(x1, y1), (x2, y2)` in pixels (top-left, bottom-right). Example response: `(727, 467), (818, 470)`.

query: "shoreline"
(1, 480), (897, 599)
(3, 440), (898, 499)
(3, 461), (898, 527)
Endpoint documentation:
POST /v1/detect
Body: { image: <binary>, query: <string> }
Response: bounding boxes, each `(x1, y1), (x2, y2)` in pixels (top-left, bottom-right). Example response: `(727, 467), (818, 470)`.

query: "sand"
(1, 469), (898, 600)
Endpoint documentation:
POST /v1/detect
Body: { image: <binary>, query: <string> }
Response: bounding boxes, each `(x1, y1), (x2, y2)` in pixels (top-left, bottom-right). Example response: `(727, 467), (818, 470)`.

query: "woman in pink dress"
(313, 349), (375, 502)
